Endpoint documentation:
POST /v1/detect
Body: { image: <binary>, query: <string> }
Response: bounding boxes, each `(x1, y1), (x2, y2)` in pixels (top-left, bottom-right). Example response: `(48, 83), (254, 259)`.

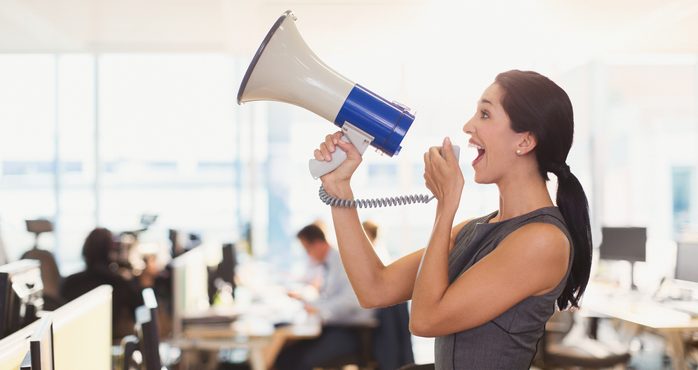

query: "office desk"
(583, 288), (698, 370)
(172, 313), (321, 370)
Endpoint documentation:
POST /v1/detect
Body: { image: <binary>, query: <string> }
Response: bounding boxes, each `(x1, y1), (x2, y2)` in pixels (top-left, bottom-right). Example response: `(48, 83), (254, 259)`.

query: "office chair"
(316, 323), (377, 370)
(397, 364), (434, 370)
(319, 302), (414, 370)
(537, 311), (631, 370)
(21, 219), (63, 310)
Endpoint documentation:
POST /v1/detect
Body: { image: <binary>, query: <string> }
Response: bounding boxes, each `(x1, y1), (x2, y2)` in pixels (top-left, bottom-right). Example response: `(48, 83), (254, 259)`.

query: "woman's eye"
(480, 110), (489, 119)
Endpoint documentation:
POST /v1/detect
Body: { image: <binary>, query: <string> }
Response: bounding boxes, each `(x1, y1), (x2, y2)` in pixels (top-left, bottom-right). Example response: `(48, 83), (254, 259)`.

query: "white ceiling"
(1, 0), (698, 57)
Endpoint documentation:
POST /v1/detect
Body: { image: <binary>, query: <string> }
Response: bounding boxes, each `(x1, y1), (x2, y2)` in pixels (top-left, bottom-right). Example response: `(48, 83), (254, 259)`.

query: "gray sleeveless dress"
(434, 206), (573, 370)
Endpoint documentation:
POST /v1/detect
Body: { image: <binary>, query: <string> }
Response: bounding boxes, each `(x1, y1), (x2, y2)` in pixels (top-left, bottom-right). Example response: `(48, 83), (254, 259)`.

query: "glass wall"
(0, 53), (246, 273)
(564, 57), (698, 287)
(1, 52), (696, 288)
(0, 55), (57, 261)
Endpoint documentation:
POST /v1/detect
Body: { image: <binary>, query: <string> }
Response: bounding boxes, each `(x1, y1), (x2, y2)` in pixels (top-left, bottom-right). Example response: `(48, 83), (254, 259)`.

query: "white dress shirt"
(311, 247), (375, 326)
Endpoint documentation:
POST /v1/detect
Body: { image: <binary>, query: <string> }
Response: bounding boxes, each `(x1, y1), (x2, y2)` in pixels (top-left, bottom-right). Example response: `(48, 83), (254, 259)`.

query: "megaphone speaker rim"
(237, 10), (295, 105)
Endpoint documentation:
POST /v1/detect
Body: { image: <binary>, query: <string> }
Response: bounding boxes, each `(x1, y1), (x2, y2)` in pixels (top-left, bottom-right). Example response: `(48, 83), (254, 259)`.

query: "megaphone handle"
(309, 123), (373, 179)
(309, 136), (350, 179)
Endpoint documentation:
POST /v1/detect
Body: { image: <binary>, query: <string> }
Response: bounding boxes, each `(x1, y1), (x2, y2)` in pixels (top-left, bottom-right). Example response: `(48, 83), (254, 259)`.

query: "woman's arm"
(330, 184), (471, 308)
(316, 133), (468, 308)
(316, 132), (419, 307)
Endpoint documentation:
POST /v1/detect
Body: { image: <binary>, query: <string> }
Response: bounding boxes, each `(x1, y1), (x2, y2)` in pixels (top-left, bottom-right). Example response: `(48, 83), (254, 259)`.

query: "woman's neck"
(492, 168), (554, 223)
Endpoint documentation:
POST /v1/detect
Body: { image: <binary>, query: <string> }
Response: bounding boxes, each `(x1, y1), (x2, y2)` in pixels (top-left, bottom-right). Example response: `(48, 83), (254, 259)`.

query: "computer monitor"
(599, 227), (647, 289)
(0, 260), (43, 339)
(52, 285), (111, 370)
(599, 227), (647, 262)
(169, 229), (185, 258)
(676, 241), (698, 284)
(19, 315), (54, 370)
(135, 305), (161, 370)
(0, 322), (36, 370)
(208, 243), (237, 303)
(0, 286), (111, 370)
(219, 243), (237, 287)
(171, 248), (209, 337)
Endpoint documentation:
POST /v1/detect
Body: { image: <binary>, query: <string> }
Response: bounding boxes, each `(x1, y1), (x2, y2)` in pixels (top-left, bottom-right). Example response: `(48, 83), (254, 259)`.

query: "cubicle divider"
(0, 319), (40, 370)
(0, 285), (113, 370)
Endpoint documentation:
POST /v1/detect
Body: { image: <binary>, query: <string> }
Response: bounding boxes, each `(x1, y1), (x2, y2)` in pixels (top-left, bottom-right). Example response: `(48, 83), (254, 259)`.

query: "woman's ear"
(516, 132), (537, 155)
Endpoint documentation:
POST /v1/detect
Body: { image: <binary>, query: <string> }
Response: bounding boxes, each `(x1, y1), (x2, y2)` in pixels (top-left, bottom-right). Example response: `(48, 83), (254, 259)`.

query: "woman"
(313, 70), (592, 369)
(62, 228), (144, 340)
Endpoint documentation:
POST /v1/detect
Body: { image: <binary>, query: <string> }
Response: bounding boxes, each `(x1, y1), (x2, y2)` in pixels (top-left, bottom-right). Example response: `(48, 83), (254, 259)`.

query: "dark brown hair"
(296, 224), (326, 244)
(82, 227), (114, 268)
(495, 70), (592, 310)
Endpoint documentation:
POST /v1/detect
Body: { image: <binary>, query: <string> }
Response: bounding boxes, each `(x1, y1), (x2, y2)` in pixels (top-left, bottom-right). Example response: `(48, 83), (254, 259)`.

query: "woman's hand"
(314, 131), (362, 195)
(424, 137), (464, 211)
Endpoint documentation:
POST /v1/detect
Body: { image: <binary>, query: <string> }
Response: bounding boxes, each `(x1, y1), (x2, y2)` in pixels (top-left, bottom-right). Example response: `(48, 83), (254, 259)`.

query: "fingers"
(319, 142), (332, 161)
(442, 137), (455, 162)
(336, 138), (361, 160)
(315, 132), (345, 162)
(324, 134), (336, 152)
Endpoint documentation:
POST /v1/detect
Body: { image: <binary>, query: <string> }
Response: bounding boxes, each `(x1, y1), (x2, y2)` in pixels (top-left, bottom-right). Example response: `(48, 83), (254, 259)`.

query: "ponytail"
(495, 70), (593, 311)
(552, 168), (592, 310)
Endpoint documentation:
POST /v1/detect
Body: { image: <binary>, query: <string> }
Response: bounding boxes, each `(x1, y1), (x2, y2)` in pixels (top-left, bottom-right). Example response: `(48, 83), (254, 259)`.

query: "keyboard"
(663, 300), (698, 317)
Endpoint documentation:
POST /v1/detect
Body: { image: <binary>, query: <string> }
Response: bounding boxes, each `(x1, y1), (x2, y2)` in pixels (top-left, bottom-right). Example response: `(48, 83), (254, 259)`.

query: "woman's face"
(462, 83), (524, 184)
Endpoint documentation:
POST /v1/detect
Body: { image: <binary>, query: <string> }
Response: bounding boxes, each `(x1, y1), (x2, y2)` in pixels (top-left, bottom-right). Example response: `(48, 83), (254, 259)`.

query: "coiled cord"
(319, 186), (435, 208)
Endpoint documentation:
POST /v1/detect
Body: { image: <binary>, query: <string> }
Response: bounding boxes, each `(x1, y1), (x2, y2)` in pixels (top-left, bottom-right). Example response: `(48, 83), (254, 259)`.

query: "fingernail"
(445, 137), (451, 144)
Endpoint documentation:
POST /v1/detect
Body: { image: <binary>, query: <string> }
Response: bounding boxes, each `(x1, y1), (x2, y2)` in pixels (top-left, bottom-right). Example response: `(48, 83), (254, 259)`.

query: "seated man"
(275, 223), (374, 370)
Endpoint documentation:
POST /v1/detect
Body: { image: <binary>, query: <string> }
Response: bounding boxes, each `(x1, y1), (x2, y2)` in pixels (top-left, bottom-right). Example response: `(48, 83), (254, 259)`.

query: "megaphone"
(237, 10), (415, 179)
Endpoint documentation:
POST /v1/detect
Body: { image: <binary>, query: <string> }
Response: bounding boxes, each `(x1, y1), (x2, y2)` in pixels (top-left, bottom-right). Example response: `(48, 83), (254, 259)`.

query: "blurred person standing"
(362, 220), (393, 264)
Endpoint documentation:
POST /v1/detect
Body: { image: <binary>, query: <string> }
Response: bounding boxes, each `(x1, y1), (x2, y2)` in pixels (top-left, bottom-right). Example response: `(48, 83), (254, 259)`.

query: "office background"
(1, 0), (697, 300)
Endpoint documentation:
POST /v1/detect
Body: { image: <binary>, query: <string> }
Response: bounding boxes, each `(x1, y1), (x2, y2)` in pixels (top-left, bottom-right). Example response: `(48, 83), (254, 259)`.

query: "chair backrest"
(538, 310), (576, 365)
(398, 364), (435, 370)
(135, 305), (161, 370)
(20, 250), (62, 304)
(373, 302), (414, 370)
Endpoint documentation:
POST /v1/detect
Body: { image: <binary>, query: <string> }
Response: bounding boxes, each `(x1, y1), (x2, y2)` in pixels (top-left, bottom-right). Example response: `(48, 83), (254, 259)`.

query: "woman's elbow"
(409, 317), (435, 337)
(409, 308), (439, 337)
(357, 293), (383, 309)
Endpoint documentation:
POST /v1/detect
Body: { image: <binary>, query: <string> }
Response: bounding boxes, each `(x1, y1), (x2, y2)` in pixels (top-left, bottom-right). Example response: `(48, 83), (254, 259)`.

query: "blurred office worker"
(61, 227), (144, 339)
(275, 223), (374, 370)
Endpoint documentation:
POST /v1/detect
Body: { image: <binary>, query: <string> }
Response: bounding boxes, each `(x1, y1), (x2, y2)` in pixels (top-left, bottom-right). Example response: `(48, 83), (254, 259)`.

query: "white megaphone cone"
(238, 10), (415, 179)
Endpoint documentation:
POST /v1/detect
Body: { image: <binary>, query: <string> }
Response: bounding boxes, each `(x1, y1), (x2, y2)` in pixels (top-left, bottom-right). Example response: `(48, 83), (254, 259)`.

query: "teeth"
(468, 143), (484, 150)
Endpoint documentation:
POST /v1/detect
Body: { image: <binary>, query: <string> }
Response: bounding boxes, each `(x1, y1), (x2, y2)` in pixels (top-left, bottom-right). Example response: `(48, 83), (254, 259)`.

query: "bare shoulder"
(495, 222), (570, 291)
(503, 222), (570, 256)
(498, 222), (570, 272)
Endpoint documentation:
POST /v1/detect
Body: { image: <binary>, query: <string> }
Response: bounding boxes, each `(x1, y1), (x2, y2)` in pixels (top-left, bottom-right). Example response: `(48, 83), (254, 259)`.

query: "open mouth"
(469, 142), (485, 166)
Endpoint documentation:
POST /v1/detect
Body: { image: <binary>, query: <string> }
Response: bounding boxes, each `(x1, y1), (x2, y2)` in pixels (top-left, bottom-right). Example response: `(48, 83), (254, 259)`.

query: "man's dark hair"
(296, 224), (326, 244)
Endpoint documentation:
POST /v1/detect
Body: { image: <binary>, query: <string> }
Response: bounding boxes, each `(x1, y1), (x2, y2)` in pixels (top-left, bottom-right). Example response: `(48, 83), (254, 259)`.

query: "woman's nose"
(463, 117), (474, 133)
